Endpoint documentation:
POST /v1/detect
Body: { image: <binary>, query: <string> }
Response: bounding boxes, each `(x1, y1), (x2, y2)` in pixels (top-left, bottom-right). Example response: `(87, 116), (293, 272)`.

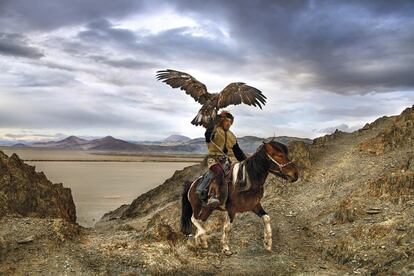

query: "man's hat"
(219, 110), (234, 121)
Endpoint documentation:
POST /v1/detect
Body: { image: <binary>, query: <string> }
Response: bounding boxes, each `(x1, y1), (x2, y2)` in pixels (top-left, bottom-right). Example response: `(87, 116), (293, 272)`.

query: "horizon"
(0, 131), (313, 145)
(0, 104), (412, 144)
(1, 1), (413, 142)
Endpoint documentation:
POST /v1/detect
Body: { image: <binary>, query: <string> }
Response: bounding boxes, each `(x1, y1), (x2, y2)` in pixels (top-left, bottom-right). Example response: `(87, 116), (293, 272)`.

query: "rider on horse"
(204, 111), (247, 209)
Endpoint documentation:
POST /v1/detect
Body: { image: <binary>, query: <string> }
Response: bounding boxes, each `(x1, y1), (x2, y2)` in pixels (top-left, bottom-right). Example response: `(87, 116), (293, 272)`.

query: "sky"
(1, 0), (413, 142)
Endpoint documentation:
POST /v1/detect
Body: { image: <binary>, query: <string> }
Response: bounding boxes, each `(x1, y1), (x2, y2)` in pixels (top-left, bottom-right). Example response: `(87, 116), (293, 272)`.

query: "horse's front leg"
(221, 211), (234, 256)
(191, 215), (208, 249)
(253, 204), (272, 252)
(262, 214), (272, 251)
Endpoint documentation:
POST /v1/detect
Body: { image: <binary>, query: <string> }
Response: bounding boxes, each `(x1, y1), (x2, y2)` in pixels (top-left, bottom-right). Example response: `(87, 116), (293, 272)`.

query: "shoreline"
(0, 146), (205, 163)
(24, 158), (203, 163)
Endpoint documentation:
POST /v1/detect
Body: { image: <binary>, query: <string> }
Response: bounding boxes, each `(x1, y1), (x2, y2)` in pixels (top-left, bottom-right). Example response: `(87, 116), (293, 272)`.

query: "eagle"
(156, 69), (267, 129)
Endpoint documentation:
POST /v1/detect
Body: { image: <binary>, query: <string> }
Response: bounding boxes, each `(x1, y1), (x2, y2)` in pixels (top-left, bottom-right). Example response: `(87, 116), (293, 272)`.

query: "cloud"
(0, 32), (44, 58)
(2, 132), (67, 141)
(77, 19), (138, 49)
(89, 55), (158, 69)
(16, 72), (78, 87)
(317, 105), (385, 118)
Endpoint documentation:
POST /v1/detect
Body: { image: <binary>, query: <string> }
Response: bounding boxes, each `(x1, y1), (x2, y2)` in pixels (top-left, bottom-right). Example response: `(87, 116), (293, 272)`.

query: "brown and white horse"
(181, 140), (299, 255)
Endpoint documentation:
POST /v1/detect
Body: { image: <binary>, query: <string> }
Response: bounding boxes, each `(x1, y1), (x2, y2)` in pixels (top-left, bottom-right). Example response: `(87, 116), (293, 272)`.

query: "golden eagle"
(156, 69), (267, 128)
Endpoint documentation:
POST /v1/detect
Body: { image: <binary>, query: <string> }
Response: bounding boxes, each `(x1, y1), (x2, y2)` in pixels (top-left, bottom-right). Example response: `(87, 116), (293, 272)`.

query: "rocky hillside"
(1, 105), (413, 275)
(0, 151), (76, 222)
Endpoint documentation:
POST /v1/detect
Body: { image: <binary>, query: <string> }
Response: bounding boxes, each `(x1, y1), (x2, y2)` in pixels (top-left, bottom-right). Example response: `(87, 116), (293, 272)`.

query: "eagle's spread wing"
(217, 82), (267, 109)
(156, 69), (211, 104)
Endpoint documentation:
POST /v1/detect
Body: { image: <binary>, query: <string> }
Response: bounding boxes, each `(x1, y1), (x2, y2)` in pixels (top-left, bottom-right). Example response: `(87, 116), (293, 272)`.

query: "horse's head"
(262, 140), (299, 182)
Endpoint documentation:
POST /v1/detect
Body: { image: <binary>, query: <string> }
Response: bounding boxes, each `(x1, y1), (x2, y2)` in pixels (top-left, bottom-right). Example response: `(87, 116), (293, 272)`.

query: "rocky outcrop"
(313, 129), (349, 147)
(359, 105), (414, 155)
(288, 140), (312, 180)
(368, 170), (414, 203)
(358, 115), (392, 132)
(288, 141), (312, 170)
(0, 151), (76, 223)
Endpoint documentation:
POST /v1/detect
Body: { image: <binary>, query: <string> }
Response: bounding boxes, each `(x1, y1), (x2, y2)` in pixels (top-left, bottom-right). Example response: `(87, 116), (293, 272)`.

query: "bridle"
(266, 153), (293, 174)
(256, 142), (293, 175)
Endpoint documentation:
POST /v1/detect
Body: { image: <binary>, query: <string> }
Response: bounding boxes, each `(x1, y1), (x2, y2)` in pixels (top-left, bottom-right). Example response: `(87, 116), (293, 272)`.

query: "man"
(204, 111), (247, 209)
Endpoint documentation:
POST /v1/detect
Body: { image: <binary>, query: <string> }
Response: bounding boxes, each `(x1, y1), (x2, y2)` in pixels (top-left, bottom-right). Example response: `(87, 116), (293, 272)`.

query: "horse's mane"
(245, 141), (289, 183)
(270, 141), (288, 155)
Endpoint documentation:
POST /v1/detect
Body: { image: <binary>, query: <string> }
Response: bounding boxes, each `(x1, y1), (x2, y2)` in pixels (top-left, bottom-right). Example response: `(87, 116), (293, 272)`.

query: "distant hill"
(85, 136), (150, 152)
(239, 136), (312, 153)
(11, 143), (28, 148)
(163, 135), (191, 143)
(31, 135), (89, 149)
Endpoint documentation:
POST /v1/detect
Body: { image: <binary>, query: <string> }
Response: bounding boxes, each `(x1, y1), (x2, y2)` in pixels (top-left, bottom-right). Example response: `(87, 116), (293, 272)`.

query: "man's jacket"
(205, 126), (246, 163)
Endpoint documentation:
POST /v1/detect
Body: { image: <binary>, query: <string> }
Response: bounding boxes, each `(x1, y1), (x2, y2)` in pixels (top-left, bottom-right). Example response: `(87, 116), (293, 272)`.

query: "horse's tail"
(181, 180), (193, 235)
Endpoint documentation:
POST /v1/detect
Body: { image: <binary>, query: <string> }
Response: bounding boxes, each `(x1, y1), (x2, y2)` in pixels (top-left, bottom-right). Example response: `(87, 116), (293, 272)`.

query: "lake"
(27, 161), (196, 227)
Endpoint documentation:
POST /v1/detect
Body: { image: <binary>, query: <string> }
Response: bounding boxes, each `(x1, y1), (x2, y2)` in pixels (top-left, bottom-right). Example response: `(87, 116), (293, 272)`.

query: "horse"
(180, 140), (299, 255)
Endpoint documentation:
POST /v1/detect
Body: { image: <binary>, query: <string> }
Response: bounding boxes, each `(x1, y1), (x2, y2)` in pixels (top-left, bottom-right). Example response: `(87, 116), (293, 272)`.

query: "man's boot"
(207, 196), (220, 208)
(206, 179), (220, 208)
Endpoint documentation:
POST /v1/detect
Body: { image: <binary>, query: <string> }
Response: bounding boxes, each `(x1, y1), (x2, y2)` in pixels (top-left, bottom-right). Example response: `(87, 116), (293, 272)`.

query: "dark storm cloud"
(76, 19), (244, 67)
(0, 0), (150, 31)
(137, 26), (245, 65)
(0, 33), (44, 58)
(77, 19), (138, 48)
(171, 0), (414, 94)
(1, 0), (413, 94)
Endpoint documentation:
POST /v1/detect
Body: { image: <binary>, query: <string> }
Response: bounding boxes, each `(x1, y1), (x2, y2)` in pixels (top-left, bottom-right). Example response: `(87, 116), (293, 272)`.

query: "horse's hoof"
(222, 249), (233, 256)
(264, 243), (272, 252)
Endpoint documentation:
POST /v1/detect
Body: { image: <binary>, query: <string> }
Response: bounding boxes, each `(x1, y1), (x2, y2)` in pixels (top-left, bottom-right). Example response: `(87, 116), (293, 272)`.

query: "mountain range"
(8, 134), (312, 154)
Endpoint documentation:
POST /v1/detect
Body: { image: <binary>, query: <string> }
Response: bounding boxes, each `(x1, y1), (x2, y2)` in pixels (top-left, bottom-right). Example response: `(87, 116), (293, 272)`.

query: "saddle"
(196, 159), (249, 202)
(234, 161), (250, 192)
